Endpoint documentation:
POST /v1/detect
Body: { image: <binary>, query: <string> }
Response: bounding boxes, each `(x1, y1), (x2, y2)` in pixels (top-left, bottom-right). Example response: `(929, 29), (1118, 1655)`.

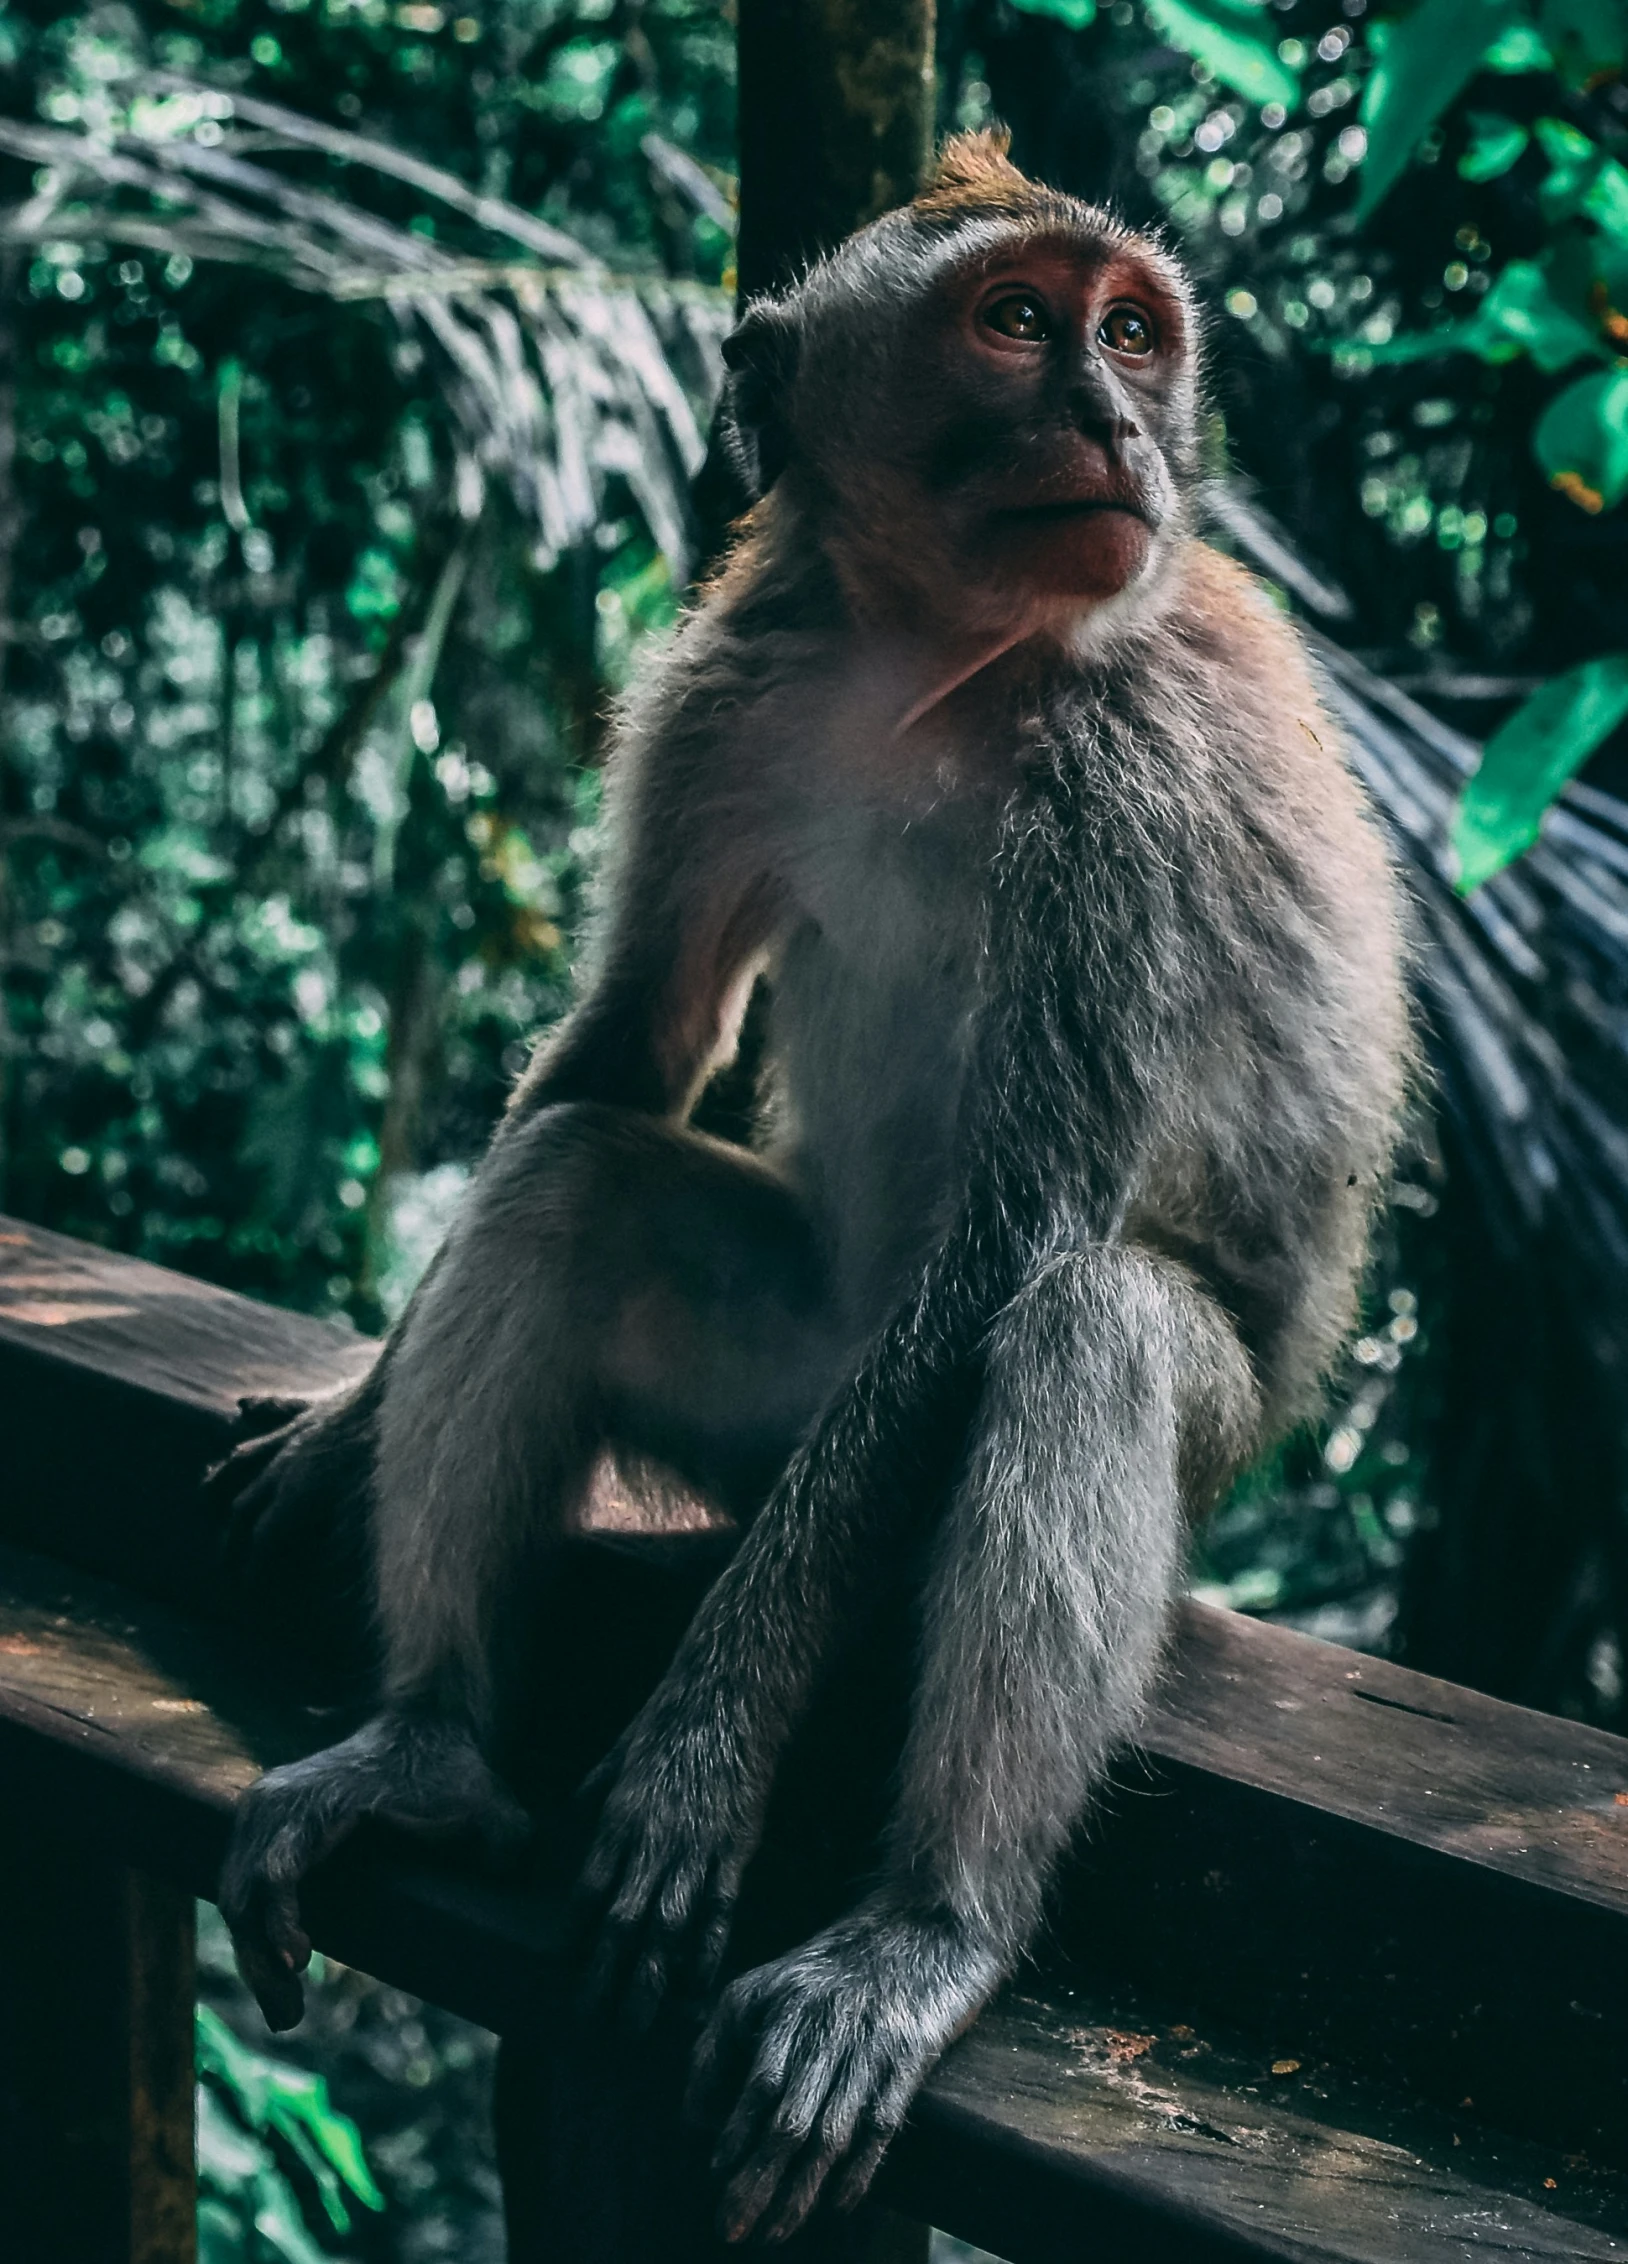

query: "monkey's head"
(721, 131), (1203, 647)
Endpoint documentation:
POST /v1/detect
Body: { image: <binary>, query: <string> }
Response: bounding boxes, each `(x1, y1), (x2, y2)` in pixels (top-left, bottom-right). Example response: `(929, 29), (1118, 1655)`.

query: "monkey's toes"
(711, 2041), (884, 2245)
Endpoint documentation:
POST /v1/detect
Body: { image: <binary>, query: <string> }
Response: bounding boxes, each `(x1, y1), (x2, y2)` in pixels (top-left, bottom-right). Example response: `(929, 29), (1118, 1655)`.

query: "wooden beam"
(0, 1840), (195, 2264)
(735, 0), (937, 298)
(5, 1216), (1628, 2256)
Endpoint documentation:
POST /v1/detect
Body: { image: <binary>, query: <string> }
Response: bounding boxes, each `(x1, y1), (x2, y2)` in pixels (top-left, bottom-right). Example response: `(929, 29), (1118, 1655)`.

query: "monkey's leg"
(221, 1101), (842, 2030)
(690, 1244), (1261, 2243)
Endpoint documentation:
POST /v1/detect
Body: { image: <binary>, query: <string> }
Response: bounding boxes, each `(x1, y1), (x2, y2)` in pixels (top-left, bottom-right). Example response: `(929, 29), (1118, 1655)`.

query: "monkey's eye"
(982, 292), (1052, 343)
(1099, 304), (1156, 357)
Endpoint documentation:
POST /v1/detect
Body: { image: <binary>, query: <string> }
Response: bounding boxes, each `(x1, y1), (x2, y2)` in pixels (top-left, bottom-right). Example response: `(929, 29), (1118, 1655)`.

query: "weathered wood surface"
(0, 1214), (373, 1627)
(4, 1213), (1628, 2258)
(0, 1543), (1619, 2264)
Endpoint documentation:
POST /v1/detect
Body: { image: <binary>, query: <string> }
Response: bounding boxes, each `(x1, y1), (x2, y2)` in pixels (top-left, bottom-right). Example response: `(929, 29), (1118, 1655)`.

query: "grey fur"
(214, 137), (1409, 2240)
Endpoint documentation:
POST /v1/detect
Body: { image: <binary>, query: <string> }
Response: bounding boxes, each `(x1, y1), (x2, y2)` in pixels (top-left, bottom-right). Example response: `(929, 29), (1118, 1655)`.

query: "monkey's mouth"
(1000, 496), (1153, 526)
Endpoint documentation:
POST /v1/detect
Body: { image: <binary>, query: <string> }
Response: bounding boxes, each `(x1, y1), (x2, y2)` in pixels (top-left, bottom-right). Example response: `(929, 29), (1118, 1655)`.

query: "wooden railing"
(1, 1211), (1626, 2262)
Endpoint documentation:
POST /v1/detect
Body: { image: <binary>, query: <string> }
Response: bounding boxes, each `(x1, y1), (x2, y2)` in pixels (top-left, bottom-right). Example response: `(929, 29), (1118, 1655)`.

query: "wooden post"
(0, 1844), (196, 2264)
(735, 0), (937, 298)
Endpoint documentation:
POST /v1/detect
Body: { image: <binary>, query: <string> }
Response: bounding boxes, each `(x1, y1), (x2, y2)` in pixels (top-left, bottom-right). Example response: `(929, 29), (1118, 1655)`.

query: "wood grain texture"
(0, 1546), (1619, 2264)
(894, 1993), (1628, 2263)
(5, 1219), (1628, 2257)
(0, 1213), (372, 1413)
(1153, 1601), (1628, 1914)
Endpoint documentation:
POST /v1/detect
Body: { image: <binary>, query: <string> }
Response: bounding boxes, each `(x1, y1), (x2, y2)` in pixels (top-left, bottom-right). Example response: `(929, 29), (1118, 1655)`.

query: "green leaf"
(1535, 116), (1628, 239)
(1533, 364), (1628, 509)
(1355, 257), (1600, 370)
(1481, 17), (1555, 68)
(1008, 0), (1098, 23)
(1477, 257), (1604, 367)
(196, 2005), (385, 2228)
(1458, 112), (1530, 179)
(1453, 655), (1628, 889)
(1356, 0), (1522, 221)
(1539, 0), (1627, 87)
(1143, 0), (1301, 108)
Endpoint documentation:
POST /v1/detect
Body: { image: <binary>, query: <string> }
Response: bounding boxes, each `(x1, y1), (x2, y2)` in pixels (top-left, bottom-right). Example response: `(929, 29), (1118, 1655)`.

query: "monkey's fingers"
(209, 1419), (317, 1576)
(226, 1882), (312, 2034)
(580, 1844), (704, 2026)
(219, 1765), (364, 2030)
(734, 2050), (910, 2244)
(825, 2111), (898, 2216)
(685, 1976), (758, 2133)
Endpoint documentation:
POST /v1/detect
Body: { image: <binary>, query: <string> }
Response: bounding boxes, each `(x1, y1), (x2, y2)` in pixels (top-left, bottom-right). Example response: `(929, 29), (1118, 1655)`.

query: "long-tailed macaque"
(214, 131), (1409, 2244)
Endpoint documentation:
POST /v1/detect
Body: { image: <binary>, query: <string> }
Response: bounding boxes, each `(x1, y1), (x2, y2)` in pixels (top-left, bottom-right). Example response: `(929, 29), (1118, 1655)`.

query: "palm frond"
(0, 84), (731, 576)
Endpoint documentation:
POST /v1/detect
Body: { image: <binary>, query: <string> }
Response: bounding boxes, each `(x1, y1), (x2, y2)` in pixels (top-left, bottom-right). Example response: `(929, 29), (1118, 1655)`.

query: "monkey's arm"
(687, 1244), (1259, 2240)
(219, 700), (785, 2028)
(508, 711), (784, 1127)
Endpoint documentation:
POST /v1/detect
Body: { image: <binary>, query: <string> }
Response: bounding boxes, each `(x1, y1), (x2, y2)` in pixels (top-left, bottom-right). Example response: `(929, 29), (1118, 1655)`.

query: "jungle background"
(0, 0), (1625, 2254)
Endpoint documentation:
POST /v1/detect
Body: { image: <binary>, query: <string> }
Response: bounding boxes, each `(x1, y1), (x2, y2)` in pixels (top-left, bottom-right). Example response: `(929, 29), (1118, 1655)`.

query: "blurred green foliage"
(0, 0), (731, 1324)
(198, 1998), (384, 2263)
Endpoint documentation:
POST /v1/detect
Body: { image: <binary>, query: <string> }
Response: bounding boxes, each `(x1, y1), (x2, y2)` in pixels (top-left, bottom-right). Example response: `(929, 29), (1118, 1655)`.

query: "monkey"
(213, 129), (1409, 2248)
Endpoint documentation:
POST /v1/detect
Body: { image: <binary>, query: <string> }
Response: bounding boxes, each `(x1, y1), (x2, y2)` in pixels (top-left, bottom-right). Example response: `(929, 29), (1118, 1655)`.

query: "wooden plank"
(0, 1213), (372, 1629)
(8, 1219), (1628, 2248)
(4, 1213), (1626, 1922)
(892, 1992), (1628, 2264)
(0, 1546), (1619, 2264)
(1057, 1613), (1628, 2160)
(1149, 1603), (1628, 1912)
(0, 1839), (196, 2264)
(0, 1539), (1621, 2264)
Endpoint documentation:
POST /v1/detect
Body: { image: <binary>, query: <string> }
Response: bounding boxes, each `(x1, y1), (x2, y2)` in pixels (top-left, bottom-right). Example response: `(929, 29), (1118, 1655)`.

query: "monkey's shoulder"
(1164, 542), (1326, 709)
(1136, 543), (1391, 854)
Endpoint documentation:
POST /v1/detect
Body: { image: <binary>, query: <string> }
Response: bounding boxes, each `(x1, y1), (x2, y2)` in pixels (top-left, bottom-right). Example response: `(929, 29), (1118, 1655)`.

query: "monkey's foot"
(686, 1903), (1003, 2245)
(576, 1696), (767, 2026)
(220, 1712), (531, 2031)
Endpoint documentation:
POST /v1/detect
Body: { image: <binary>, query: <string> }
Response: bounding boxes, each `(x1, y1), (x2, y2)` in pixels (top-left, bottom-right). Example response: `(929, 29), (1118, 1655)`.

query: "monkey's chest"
(768, 814), (984, 1332)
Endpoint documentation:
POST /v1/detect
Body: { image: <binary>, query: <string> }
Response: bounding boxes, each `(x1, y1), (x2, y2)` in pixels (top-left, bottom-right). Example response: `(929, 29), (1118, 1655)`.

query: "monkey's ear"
(718, 297), (802, 501)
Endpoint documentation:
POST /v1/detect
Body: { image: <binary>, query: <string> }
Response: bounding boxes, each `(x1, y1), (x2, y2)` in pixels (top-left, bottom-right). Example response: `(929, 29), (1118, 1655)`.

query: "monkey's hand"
(220, 1711), (531, 2032)
(577, 1683), (771, 2028)
(205, 1376), (378, 1583)
(686, 1901), (1003, 2244)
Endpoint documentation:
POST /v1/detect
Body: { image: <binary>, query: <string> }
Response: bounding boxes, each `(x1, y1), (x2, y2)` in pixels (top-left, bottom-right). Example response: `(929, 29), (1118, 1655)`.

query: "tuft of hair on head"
(912, 127), (1040, 221)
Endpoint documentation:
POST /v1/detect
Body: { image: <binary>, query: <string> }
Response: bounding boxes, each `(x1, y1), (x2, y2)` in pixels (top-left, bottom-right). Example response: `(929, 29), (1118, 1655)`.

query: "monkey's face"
(925, 234), (1193, 610)
(723, 190), (1201, 647)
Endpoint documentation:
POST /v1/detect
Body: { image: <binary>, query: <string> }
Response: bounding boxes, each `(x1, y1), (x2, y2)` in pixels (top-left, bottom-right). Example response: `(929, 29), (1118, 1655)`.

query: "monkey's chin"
(1003, 505), (1154, 604)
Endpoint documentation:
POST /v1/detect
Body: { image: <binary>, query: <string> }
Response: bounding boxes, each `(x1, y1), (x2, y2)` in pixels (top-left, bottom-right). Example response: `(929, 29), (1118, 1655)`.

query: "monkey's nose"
(1067, 383), (1140, 458)
(1069, 408), (1141, 467)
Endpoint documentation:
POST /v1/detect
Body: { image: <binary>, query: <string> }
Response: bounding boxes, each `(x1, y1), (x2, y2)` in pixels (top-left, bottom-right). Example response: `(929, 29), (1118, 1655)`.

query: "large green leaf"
(1143, 0), (1301, 108)
(1533, 364), (1628, 508)
(1008, 0), (1098, 23)
(1356, 0), (1522, 221)
(1453, 655), (1628, 889)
